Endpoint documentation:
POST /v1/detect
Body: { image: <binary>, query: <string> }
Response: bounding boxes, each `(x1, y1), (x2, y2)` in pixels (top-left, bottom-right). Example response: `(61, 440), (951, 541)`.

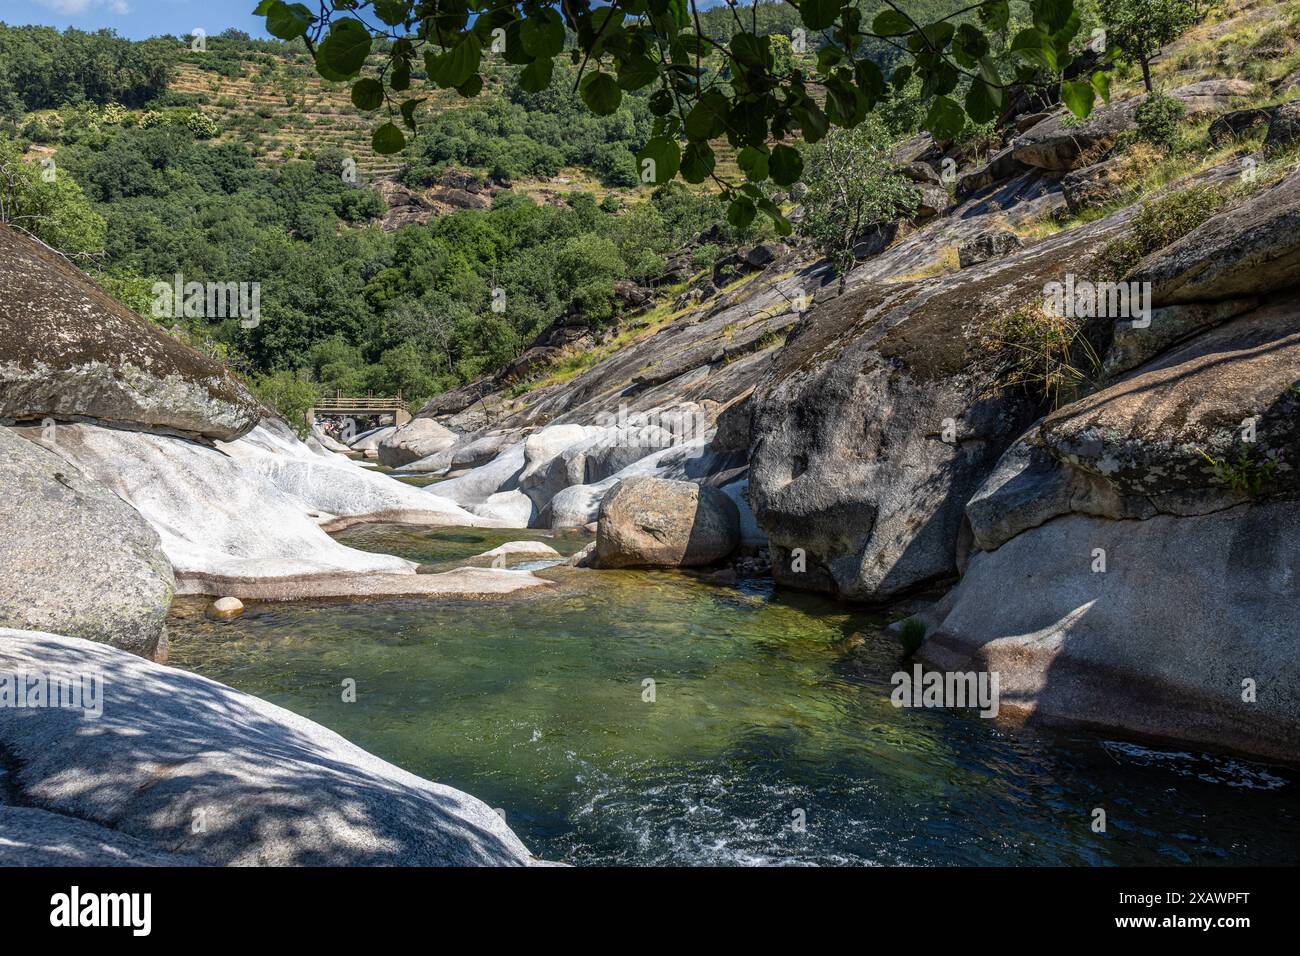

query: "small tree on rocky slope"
(799, 117), (918, 291)
(1096, 0), (1199, 92)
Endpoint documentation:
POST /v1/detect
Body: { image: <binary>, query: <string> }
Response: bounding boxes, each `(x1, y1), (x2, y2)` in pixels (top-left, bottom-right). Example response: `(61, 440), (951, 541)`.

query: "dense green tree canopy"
(0, 23), (176, 115)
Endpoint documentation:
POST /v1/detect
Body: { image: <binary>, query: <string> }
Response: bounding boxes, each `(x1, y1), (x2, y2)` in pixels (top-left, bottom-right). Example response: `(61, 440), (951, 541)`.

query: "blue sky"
(1, 0), (730, 40)
(0, 0), (274, 40)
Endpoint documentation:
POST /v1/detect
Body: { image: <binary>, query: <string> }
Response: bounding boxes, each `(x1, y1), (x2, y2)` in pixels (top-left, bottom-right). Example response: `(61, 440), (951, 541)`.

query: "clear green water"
(166, 525), (1300, 866)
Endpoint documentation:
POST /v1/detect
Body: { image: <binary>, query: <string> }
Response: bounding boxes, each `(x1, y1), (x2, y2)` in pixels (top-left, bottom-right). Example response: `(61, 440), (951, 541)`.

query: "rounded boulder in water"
(206, 597), (245, 622)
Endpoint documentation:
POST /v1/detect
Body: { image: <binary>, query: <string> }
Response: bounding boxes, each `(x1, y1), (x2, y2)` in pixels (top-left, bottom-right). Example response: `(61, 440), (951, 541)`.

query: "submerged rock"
(206, 597), (244, 621)
(0, 628), (540, 865)
(596, 476), (740, 569)
(0, 427), (173, 660)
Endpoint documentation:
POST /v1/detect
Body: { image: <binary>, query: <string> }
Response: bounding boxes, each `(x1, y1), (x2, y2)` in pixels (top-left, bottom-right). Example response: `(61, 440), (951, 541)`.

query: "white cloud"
(37, 0), (132, 15)
(38, 0), (93, 14)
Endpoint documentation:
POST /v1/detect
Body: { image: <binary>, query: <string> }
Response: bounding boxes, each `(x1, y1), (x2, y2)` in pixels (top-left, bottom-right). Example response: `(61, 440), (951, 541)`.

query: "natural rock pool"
(166, 526), (1300, 866)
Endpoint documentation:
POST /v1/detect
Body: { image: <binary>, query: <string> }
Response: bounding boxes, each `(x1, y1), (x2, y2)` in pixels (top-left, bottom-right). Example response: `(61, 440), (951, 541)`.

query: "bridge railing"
(308, 394), (411, 426)
(314, 397), (408, 412)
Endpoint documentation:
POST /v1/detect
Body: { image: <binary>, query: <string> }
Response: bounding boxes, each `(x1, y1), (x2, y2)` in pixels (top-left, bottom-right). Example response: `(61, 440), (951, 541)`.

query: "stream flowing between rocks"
(165, 525), (1300, 866)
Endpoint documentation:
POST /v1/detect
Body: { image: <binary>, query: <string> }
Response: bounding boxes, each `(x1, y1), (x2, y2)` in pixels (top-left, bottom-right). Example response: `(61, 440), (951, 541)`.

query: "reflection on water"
(166, 526), (1300, 866)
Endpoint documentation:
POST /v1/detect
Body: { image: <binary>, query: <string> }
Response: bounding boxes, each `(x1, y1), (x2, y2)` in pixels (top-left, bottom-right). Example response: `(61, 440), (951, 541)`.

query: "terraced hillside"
(168, 52), (449, 181)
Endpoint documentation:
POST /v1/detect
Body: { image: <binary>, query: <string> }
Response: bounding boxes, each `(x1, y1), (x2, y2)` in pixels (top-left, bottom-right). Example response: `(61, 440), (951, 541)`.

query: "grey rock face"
(1208, 106), (1275, 145)
(744, 242), (790, 268)
(967, 292), (1300, 553)
(377, 418), (458, 467)
(1169, 78), (1254, 113)
(748, 215), (1130, 602)
(17, 421), (496, 598)
(0, 629), (538, 865)
(0, 427), (173, 660)
(425, 440), (526, 507)
(921, 501), (1300, 762)
(1100, 297), (1258, 379)
(955, 146), (1024, 199)
(899, 161), (942, 185)
(1011, 83), (1252, 172)
(958, 229), (1023, 269)
(0, 806), (201, 866)
(1011, 100), (1138, 171)
(1263, 99), (1300, 151)
(1128, 169), (1300, 305)
(1061, 156), (1128, 214)
(597, 476), (740, 568)
(1039, 298), (1300, 513)
(913, 183), (951, 219)
(0, 225), (260, 441)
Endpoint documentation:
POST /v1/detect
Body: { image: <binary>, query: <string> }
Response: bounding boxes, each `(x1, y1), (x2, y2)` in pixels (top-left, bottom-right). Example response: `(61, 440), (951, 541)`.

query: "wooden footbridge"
(307, 392), (411, 428)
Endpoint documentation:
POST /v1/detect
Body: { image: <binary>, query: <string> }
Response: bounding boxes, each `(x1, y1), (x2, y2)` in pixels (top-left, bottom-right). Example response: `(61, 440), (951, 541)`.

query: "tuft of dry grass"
(970, 302), (1101, 409)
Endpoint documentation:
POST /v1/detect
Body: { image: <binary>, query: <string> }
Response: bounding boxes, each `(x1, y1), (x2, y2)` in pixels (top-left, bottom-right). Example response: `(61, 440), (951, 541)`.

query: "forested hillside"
(5, 0), (1282, 424)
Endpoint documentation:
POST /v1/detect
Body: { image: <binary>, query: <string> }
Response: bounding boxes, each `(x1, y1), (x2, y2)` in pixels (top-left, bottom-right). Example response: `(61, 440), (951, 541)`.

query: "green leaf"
(399, 97), (424, 129)
(924, 95), (965, 140)
(617, 55), (658, 92)
(918, 21), (955, 51)
(855, 59), (885, 104)
(318, 19), (372, 77)
(871, 10), (913, 36)
(500, 21), (532, 66)
(372, 122), (406, 154)
(769, 144), (803, 186)
(684, 91), (729, 141)
(265, 1), (312, 40)
(758, 197), (792, 236)
(965, 77), (998, 124)
(372, 0), (407, 27)
(680, 141), (716, 184)
(730, 32), (770, 70)
(443, 36), (482, 88)
(455, 74), (483, 98)
(637, 136), (681, 184)
(520, 10), (566, 59)
(801, 0), (841, 31)
(351, 78), (384, 110)
(978, 0), (1010, 32)
(390, 59), (410, 91)
(1031, 0), (1072, 34)
(579, 71), (622, 115)
(791, 102), (828, 143)
(520, 56), (554, 93)
(737, 145), (769, 182)
(649, 89), (674, 116)
(1009, 27), (1055, 71)
(727, 196), (757, 230)
(1090, 69), (1111, 102)
(824, 75), (865, 126)
(952, 23), (989, 67)
(1060, 79), (1095, 118)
